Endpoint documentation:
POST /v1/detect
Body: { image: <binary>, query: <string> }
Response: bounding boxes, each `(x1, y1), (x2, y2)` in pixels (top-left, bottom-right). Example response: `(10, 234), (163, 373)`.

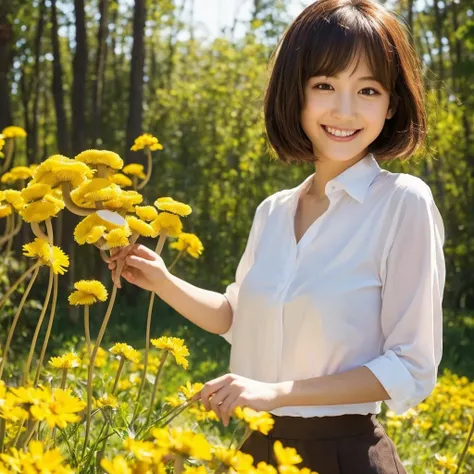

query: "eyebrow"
(317, 74), (380, 82)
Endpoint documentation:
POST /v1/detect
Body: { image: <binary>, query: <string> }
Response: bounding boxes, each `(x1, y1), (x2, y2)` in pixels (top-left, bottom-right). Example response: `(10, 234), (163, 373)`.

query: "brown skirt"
(240, 414), (407, 474)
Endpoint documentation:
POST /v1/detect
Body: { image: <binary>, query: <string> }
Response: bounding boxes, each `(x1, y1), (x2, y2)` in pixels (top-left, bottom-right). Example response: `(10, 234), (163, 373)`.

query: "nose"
(331, 92), (356, 121)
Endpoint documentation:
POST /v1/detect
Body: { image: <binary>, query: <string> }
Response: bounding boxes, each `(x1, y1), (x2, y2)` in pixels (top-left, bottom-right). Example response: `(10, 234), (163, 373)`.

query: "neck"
(306, 151), (368, 198)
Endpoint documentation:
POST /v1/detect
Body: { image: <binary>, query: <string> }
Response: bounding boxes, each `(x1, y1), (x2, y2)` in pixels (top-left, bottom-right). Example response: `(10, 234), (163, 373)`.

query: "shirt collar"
(293, 152), (381, 204)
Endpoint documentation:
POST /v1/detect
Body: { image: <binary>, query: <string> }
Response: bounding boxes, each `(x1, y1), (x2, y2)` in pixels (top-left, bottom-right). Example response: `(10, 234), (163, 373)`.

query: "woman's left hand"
(192, 373), (284, 427)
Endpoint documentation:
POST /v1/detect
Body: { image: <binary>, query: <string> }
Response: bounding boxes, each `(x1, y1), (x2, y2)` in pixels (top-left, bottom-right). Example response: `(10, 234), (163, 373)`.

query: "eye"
(312, 83), (333, 90)
(360, 88), (380, 96)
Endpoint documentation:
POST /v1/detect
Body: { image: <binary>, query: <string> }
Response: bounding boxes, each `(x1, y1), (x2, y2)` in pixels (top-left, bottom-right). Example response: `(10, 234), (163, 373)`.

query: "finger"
(228, 399), (243, 422)
(109, 243), (135, 262)
(131, 244), (159, 260)
(200, 375), (232, 411)
(108, 261), (116, 270)
(209, 387), (232, 422)
(220, 395), (239, 427)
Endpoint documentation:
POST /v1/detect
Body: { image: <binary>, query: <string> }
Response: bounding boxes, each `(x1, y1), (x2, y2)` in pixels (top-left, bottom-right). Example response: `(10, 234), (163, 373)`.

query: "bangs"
(299, 7), (398, 93)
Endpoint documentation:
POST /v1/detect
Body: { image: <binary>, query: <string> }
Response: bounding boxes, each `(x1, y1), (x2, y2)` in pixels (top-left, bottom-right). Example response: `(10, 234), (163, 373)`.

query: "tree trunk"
(51, 0), (69, 155)
(125, 0), (146, 161)
(30, 0), (47, 164)
(0, 8), (13, 130)
(91, 0), (109, 147)
(72, 0), (88, 154)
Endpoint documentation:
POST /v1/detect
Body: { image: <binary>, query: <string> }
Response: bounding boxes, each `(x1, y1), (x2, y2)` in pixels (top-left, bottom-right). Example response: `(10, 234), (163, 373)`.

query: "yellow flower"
(0, 136), (4, 158)
(179, 381), (204, 399)
(74, 211), (129, 245)
(169, 233), (204, 259)
(10, 166), (33, 180)
(135, 205), (158, 221)
(20, 199), (63, 223)
(189, 404), (220, 422)
(126, 215), (155, 237)
(122, 163), (146, 179)
(130, 133), (163, 152)
(68, 279), (108, 305)
(95, 393), (119, 409)
(105, 227), (131, 248)
(110, 173), (133, 188)
(234, 407), (274, 435)
(123, 438), (163, 463)
(150, 212), (182, 238)
(3, 189), (25, 210)
(434, 453), (458, 472)
(109, 343), (141, 363)
(2, 126), (27, 138)
(150, 337), (189, 369)
(1, 172), (16, 184)
(273, 440), (302, 466)
(49, 353), (81, 369)
(34, 155), (93, 188)
(256, 462), (278, 474)
(0, 204), (12, 218)
(167, 427), (212, 461)
(30, 388), (86, 429)
(75, 149), (123, 170)
(0, 440), (73, 474)
(103, 189), (144, 212)
(100, 456), (132, 474)
(85, 183), (121, 202)
(21, 183), (52, 202)
(183, 467), (208, 474)
(164, 395), (184, 408)
(23, 238), (70, 274)
(154, 197), (192, 216)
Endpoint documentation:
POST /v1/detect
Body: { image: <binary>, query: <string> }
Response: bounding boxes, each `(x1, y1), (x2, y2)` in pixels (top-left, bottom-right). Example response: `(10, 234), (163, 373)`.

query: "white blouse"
(221, 153), (445, 417)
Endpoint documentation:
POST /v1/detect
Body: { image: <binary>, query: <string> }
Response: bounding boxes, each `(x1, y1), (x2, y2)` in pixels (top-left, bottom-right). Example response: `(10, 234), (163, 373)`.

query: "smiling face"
(301, 53), (395, 165)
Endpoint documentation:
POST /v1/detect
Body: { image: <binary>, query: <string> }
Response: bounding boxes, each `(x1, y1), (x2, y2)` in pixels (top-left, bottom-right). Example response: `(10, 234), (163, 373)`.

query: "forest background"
(0, 0), (473, 386)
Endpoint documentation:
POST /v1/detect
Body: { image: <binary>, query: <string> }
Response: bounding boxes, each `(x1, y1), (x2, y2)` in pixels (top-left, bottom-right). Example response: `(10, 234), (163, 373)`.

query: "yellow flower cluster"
(0, 136), (4, 158)
(234, 406), (275, 435)
(23, 238), (70, 274)
(74, 211), (131, 248)
(0, 383), (85, 431)
(33, 154), (93, 188)
(68, 279), (108, 305)
(49, 353), (81, 369)
(75, 149), (123, 170)
(18, 182), (64, 223)
(1, 126), (27, 138)
(130, 133), (164, 151)
(123, 163), (146, 179)
(1, 165), (34, 184)
(95, 393), (119, 409)
(109, 172), (133, 188)
(150, 336), (190, 369)
(0, 440), (73, 474)
(110, 343), (141, 363)
(170, 232), (204, 258)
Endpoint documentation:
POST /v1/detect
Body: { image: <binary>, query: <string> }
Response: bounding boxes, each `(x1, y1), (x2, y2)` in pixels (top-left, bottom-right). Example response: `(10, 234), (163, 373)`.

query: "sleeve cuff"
(363, 350), (418, 414)
(219, 291), (236, 344)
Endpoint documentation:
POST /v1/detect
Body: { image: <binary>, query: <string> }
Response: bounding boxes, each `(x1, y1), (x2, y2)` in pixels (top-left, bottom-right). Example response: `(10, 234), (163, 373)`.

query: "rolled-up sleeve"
(363, 182), (446, 414)
(219, 201), (266, 344)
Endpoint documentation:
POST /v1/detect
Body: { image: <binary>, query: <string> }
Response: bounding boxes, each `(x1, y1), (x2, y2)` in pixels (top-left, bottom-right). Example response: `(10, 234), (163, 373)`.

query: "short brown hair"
(264, 0), (427, 163)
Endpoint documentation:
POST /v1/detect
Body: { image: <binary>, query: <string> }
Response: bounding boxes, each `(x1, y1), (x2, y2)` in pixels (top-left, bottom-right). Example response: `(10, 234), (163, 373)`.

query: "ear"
(386, 107), (396, 120)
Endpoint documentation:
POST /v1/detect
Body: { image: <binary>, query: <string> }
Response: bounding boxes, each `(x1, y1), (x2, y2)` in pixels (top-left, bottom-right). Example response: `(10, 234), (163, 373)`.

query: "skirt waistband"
(267, 414), (379, 440)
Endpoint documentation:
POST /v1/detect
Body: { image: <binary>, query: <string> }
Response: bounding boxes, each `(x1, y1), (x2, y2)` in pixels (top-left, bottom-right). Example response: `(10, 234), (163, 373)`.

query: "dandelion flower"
(49, 353), (81, 369)
(125, 215), (155, 237)
(2, 126), (27, 138)
(68, 279), (108, 305)
(21, 183), (52, 202)
(150, 212), (182, 238)
(130, 133), (163, 152)
(105, 227), (130, 248)
(109, 343), (141, 363)
(150, 337), (189, 369)
(0, 172), (16, 184)
(3, 189), (25, 210)
(135, 205), (157, 221)
(122, 163), (146, 179)
(34, 155), (92, 188)
(154, 197), (192, 217)
(169, 233), (204, 258)
(75, 149), (123, 170)
(10, 166), (33, 180)
(23, 238), (70, 275)
(0, 204), (12, 218)
(110, 173), (133, 188)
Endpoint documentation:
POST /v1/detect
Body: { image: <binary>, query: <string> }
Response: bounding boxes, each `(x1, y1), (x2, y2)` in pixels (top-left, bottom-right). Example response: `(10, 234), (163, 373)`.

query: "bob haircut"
(264, 0), (427, 163)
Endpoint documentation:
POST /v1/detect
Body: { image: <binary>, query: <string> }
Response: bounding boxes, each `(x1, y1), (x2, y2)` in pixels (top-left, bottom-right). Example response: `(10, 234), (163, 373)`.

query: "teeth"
(325, 126), (358, 137)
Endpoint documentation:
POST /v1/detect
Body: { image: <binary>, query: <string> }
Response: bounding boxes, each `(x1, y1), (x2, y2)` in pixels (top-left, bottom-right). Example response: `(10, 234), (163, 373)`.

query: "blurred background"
(0, 0), (473, 384)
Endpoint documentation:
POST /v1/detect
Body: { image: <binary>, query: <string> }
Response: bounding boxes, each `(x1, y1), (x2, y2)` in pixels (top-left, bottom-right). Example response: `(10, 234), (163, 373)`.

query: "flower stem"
(1, 138), (14, 174)
(454, 414), (474, 474)
(31, 221), (50, 242)
(113, 232), (139, 287)
(84, 305), (91, 359)
(0, 213), (22, 248)
(82, 283), (119, 459)
(137, 148), (152, 190)
(0, 262), (39, 313)
(167, 249), (184, 272)
(60, 368), (68, 389)
(145, 351), (168, 427)
(23, 267), (54, 384)
(0, 264), (41, 380)
(173, 455), (184, 474)
(0, 418), (5, 453)
(61, 181), (94, 216)
(34, 273), (59, 386)
(111, 357), (125, 395)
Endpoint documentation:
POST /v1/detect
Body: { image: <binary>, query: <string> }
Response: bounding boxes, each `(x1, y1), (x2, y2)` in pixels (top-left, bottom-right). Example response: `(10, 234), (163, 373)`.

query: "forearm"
(277, 366), (390, 407)
(155, 272), (233, 335)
